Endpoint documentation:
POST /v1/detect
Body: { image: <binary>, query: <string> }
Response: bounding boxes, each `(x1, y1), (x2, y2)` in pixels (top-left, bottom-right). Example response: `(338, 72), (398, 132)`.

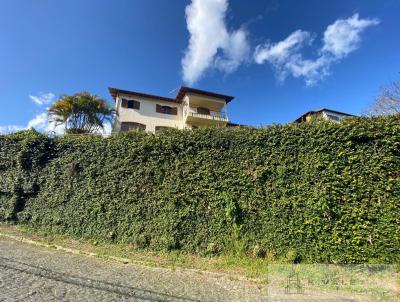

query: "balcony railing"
(188, 111), (228, 121)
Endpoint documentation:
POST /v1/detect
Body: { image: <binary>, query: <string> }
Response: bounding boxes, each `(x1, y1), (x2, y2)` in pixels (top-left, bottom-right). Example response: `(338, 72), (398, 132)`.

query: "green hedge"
(1, 115), (399, 263)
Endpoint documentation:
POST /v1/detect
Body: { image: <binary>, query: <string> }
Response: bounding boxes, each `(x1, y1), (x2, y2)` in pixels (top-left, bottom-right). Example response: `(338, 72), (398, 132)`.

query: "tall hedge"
(1, 115), (399, 263)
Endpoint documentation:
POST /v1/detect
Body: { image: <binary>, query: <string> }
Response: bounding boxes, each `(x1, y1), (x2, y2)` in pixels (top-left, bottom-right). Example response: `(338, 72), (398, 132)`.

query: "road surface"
(0, 237), (267, 301)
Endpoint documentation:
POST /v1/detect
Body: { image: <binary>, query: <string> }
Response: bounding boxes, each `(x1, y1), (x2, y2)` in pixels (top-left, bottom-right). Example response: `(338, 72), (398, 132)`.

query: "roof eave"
(108, 87), (179, 104)
(176, 86), (234, 103)
(108, 86), (235, 105)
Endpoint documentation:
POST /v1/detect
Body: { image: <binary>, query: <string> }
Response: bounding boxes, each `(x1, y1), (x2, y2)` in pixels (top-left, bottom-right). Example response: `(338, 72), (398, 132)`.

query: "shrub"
(1, 115), (399, 263)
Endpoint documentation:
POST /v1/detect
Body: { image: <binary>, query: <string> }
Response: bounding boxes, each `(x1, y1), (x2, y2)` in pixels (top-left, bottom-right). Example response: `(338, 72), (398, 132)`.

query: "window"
(120, 122), (146, 132)
(197, 107), (210, 115)
(326, 114), (340, 121)
(156, 104), (177, 115)
(121, 98), (140, 110)
(155, 126), (173, 133)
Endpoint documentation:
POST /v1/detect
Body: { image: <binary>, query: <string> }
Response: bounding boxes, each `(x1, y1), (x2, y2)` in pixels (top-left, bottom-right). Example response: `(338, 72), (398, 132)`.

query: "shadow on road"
(0, 255), (201, 302)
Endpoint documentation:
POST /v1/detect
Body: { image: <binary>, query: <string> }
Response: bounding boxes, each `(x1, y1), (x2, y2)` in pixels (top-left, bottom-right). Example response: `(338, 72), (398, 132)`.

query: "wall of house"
(303, 111), (348, 122)
(113, 93), (230, 132)
(185, 93), (226, 112)
(113, 94), (185, 133)
(322, 111), (348, 121)
(182, 94), (229, 127)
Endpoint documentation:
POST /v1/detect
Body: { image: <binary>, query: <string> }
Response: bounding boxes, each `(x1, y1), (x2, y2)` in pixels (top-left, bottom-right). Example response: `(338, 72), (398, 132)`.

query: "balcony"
(188, 111), (228, 122)
(184, 107), (228, 126)
(182, 93), (229, 127)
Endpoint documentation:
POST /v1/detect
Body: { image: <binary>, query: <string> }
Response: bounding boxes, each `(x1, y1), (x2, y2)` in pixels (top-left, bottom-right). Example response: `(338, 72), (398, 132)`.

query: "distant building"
(109, 86), (233, 133)
(295, 108), (355, 123)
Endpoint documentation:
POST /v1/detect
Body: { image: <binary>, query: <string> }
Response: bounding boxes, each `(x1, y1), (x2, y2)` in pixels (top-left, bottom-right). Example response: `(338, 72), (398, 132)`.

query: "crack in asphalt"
(0, 255), (201, 302)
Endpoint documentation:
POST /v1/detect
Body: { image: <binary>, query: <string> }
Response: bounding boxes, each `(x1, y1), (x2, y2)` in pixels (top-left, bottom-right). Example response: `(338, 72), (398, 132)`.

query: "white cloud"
(26, 112), (48, 130)
(181, 0), (250, 84)
(0, 114), (110, 136)
(181, 1), (379, 86)
(0, 92), (113, 135)
(0, 112), (64, 135)
(29, 92), (55, 106)
(322, 13), (380, 58)
(283, 55), (333, 86)
(0, 125), (25, 134)
(254, 30), (318, 83)
(0, 92), (64, 135)
(214, 29), (250, 73)
(254, 14), (379, 86)
(30, 112), (64, 134)
(102, 122), (112, 135)
(254, 30), (313, 65)
(47, 121), (65, 135)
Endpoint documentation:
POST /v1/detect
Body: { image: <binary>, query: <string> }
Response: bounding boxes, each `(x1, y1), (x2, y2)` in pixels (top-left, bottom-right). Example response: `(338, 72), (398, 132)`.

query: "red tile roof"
(108, 87), (179, 104)
(175, 86), (234, 103)
(108, 86), (234, 104)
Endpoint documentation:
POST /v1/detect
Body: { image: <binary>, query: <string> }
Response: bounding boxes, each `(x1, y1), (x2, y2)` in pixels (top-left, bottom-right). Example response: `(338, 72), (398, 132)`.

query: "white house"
(109, 86), (234, 133)
(295, 108), (354, 123)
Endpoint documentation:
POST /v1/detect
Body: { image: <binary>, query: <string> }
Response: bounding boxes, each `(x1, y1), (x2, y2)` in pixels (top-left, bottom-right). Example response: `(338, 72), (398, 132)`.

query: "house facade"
(109, 86), (234, 133)
(295, 108), (354, 123)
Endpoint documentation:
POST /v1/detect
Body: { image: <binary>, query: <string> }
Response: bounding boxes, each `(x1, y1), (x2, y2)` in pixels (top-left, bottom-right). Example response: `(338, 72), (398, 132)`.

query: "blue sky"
(0, 0), (399, 133)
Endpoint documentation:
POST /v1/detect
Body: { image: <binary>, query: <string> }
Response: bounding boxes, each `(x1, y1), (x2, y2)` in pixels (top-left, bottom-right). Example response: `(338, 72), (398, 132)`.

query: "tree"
(48, 92), (114, 134)
(370, 81), (400, 115)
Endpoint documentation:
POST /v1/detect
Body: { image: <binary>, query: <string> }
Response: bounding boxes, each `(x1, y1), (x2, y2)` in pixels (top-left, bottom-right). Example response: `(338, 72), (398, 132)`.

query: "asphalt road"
(1, 237), (396, 302)
(0, 237), (267, 301)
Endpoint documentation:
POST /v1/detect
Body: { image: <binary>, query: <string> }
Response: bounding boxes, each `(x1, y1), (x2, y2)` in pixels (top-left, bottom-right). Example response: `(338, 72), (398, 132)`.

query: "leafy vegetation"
(0, 115), (399, 263)
(48, 92), (114, 134)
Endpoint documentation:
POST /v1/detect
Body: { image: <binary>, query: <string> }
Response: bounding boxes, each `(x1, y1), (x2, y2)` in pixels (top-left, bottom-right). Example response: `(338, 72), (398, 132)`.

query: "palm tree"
(48, 92), (114, 134)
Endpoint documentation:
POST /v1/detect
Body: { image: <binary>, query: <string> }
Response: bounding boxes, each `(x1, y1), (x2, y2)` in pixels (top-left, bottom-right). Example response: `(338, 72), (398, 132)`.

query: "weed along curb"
(0, 230), (166, 269)
(1, 227), (397, 302)
(0, 226), (264, 284)
(0, 232), (97, 259)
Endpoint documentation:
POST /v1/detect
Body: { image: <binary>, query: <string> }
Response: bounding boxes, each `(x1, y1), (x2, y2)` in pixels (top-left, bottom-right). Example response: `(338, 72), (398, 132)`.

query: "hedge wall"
(1, 115), (399, 263)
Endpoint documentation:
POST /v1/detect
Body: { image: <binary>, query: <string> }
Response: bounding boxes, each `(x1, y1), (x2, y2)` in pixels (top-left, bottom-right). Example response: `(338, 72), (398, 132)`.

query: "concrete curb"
(0, 232), (116, 262)
(0, 231), (256, 284)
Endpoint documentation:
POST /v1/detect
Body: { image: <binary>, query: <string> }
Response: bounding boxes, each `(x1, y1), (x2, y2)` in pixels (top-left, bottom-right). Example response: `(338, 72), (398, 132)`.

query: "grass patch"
(0, 223), (398, 300)
(0, 223), (268, 283)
